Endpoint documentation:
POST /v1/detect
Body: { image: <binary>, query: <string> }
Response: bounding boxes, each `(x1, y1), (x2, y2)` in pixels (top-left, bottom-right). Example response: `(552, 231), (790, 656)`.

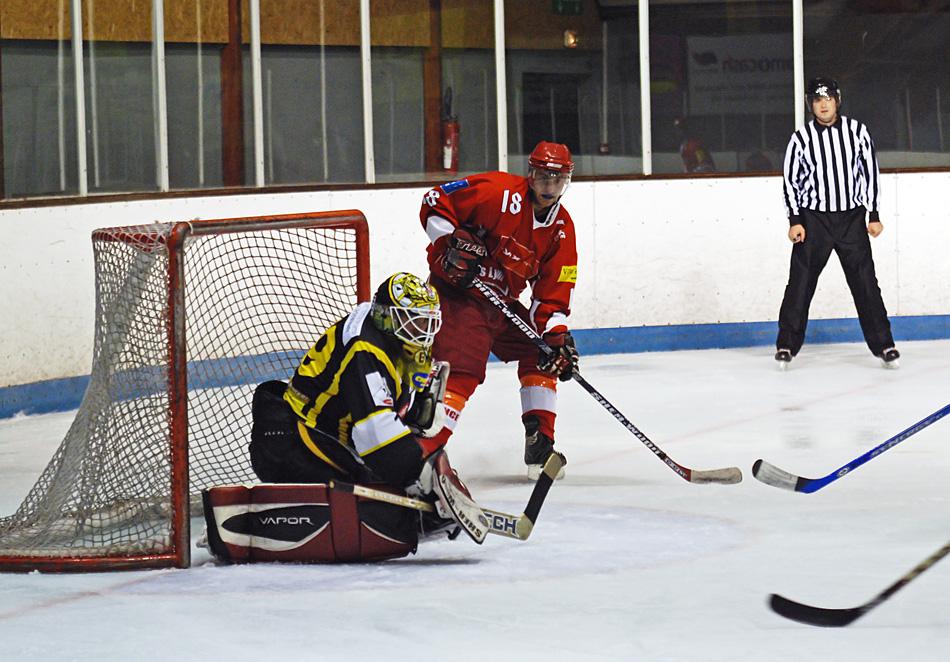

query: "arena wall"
(1, 172), (948, 407)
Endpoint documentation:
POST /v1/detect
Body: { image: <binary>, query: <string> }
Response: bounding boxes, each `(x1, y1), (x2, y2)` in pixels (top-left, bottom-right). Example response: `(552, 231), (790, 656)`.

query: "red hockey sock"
(522, 409), (556, 440)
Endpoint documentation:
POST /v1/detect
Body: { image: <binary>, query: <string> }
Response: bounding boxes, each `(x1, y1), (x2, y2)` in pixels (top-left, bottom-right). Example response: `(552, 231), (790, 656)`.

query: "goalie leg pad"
(202, 483), (418, 563)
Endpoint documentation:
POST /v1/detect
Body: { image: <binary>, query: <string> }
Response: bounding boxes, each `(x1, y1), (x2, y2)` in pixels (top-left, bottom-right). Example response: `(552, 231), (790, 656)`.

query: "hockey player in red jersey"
(418, 141), (579, 480)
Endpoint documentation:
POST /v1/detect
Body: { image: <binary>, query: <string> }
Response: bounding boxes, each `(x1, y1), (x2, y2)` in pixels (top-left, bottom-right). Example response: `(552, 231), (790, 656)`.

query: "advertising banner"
(687, 34), (793, 114)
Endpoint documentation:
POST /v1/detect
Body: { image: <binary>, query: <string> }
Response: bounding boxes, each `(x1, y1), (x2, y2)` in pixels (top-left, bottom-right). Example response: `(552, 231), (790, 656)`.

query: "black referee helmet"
(806, 77), (841, 107)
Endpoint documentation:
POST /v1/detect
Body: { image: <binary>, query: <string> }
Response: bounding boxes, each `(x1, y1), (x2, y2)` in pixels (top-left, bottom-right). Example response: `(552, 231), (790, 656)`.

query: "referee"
(775, 76), (899, 369)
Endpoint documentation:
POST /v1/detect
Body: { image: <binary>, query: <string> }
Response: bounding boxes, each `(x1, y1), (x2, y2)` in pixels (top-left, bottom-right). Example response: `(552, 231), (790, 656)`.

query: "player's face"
(393, 306), (442, 348)
(811, 96), (839, 126)
(528, 168), (570, 208)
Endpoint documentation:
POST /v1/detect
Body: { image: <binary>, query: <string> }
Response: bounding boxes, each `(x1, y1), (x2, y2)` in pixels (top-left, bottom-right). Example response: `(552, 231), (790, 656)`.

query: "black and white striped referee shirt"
(782, 115), (881, 224)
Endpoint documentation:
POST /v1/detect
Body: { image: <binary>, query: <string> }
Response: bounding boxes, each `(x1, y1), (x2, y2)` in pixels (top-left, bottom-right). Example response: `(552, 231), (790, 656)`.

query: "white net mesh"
(0, 215), (365, 567)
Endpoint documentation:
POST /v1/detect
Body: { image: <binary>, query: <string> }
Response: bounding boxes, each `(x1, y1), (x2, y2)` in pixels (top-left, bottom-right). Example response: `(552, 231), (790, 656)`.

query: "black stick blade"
(769, 593), (866, 627)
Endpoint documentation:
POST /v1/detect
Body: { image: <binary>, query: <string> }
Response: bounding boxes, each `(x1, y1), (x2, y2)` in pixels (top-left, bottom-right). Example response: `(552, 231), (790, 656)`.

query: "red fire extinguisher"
(441, 87), (459, 173)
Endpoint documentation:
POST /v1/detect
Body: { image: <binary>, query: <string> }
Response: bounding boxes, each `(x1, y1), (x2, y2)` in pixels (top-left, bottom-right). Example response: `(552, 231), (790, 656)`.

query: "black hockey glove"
(538, 331), (579, 382)
(437, 227), (488, 288)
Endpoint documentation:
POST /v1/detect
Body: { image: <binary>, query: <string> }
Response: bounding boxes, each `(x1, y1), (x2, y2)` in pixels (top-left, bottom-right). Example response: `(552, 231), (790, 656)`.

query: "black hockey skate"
(877, 347), (900, 370)
(774, 348), (793, 370)
(523, 415), (566, 481)
(417, 510), (461, 540)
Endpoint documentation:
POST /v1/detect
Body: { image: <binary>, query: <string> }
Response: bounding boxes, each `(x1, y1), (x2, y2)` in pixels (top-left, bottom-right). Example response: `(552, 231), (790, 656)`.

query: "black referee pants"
(777, 207), (894, 356)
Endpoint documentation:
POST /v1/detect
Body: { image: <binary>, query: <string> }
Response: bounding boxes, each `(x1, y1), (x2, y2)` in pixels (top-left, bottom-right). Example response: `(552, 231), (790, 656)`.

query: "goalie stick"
(769, 539), (950, 627)
(291, 393), (561, 541)
(472, 279), (741, 485)
(330, 451), (564, 541)
(753, 402), (950, 493)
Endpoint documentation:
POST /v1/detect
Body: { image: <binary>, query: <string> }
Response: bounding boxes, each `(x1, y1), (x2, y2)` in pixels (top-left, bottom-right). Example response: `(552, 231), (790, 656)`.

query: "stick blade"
(752, 459), (804, 491)
(689, 466), (743, 484)
(517, 452), (566, 539)
(769, 593), (865, 627)
(514, 515), (535, 541)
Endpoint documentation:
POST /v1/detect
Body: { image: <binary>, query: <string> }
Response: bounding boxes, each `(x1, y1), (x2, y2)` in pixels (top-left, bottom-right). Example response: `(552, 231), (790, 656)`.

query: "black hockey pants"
(249, 381), (423, 490)
(776, 207), (894, 356)
(249, 380), (352, 484)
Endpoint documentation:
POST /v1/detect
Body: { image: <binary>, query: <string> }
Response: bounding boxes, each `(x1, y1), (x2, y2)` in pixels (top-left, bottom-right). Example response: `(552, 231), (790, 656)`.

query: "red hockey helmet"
(528, 141), (575, 176)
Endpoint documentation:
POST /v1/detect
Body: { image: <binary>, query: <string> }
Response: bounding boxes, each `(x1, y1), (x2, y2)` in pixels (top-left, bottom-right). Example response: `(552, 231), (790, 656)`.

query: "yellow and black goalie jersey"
(283, 301), (429, 472)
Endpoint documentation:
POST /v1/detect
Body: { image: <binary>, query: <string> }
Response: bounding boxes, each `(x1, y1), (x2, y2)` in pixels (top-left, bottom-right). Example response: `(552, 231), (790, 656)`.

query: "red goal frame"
(0, 211), (370, 572)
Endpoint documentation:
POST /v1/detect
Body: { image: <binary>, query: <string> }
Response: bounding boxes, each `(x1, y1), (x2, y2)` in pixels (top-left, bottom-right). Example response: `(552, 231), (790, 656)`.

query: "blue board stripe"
(2, 314), (948, 419)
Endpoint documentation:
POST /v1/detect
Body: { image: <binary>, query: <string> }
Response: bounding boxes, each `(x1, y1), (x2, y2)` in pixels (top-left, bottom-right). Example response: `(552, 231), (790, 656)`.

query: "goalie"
(203, 272), (488, 564)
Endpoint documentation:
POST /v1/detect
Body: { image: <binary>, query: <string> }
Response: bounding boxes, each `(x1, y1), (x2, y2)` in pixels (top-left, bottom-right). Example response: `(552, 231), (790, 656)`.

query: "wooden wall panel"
(370, 0), (430, 48)
(441, 0), (493, 50)
(242, 0), (432, 48)
(505, 0), (602, 51)
(1, 0), (602, 50)
(80, 1), (152, 43)
(254, 0), (360, 47)
(1, 0), (72, 40)
(165, 0), (229, 44)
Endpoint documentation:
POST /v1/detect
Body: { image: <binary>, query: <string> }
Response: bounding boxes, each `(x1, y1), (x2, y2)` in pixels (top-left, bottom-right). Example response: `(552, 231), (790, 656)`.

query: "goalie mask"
(371, 272), (442, 349)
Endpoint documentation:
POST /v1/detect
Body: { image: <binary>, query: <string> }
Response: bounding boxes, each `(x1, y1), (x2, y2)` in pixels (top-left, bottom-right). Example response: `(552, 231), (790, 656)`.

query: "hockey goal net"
(0, 211), (370, 571)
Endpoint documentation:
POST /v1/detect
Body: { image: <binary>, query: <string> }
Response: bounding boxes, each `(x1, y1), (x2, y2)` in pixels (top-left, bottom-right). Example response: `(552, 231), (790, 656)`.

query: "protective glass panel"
(83, 0), (160, 193)
(440, 0), (499, 177)
(0, 0), (79, 198)
(258, 0), (365, 185)
(370, 0), (497, 183)
(165, 0), (226, 189)
(651, 1), (794, 175)
(805, 1), (950, 168)
(507, 0), (642, 176)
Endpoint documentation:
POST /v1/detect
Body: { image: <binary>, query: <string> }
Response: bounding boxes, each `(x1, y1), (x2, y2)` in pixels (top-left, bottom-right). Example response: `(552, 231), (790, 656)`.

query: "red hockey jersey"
(419, 171), (578, 334)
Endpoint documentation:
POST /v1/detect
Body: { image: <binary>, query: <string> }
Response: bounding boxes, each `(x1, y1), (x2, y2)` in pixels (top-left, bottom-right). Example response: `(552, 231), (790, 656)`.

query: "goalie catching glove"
(538, 330), (579, 381)
(435, 227), (488, 288)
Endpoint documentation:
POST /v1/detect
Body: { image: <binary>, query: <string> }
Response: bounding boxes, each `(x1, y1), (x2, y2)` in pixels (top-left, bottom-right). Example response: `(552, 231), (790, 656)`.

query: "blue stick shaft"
(799, 403), (950, 493)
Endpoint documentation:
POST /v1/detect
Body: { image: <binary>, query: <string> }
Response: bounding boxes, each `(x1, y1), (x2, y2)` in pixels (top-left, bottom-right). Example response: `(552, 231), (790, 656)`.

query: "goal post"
(0, 211), (370, 572)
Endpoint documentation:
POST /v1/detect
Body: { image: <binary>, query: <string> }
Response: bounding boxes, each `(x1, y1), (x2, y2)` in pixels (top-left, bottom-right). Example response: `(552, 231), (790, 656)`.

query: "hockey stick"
(300, 403), (563, 539)
(769, 539), (950, 627)
(753, 403), (950, 493)
(472, 279), (741, 485)
(330, 451), (564, 541)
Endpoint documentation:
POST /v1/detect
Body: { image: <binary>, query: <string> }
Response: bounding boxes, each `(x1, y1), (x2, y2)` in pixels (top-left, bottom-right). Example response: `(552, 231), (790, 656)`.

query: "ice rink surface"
(1, 340), (949, 661)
